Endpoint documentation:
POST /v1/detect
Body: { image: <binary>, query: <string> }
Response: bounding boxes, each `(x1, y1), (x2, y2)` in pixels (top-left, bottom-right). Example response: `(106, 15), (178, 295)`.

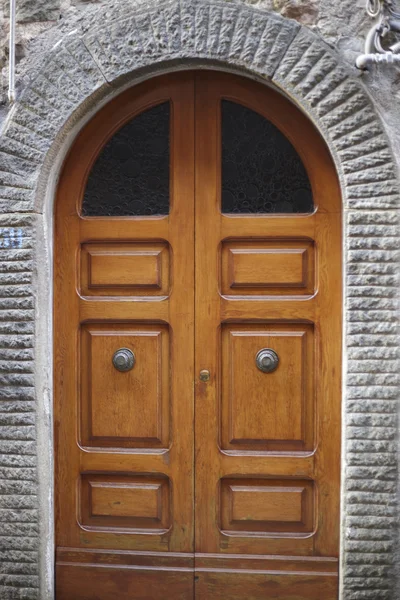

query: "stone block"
(3, 0), (60, 23)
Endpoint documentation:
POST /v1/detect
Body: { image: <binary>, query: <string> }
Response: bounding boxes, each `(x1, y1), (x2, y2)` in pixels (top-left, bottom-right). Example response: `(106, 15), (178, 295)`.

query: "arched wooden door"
(54, 71), (342, 600)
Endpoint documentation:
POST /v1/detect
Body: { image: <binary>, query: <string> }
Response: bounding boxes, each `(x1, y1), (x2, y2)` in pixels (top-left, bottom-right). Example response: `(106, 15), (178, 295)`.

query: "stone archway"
(0, 1), (398, 598)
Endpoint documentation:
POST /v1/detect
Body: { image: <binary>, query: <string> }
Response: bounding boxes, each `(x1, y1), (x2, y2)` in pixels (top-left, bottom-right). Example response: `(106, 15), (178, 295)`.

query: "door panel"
(220, 477), (315, 535)
(80, 323), (170, 448)
(56, 550), (193, 600)
(221, 323), (315, 452)
(55, 74), (195, 595)
(221, 238), (315, 296)
(194, 72), (341, 598)
(79, 473), (171, 532)
(55, 71), (341, 600)
(80, 241), (170, 297)
(194, 569), (338, 600)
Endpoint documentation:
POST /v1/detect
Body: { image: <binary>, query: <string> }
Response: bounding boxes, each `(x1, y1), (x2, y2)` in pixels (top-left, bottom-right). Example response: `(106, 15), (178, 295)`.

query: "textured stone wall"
(0, 215), (38, 598)
(0, 1), (398, 599)
(0, 0), (376, 107)
(1, 0), (400, 170)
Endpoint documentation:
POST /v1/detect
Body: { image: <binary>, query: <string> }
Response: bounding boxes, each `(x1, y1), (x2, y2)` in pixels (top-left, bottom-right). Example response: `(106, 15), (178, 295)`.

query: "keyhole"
(199, 369), (210, 382)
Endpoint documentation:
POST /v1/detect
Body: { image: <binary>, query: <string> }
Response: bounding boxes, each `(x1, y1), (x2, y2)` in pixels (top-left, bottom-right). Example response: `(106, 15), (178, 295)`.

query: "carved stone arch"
(0, 1), (397, 598)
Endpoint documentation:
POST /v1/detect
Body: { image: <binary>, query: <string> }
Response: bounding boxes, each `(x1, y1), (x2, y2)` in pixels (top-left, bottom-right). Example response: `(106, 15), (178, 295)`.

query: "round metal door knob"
(112, 348), (135, 372)
(255, 348), (279, 373)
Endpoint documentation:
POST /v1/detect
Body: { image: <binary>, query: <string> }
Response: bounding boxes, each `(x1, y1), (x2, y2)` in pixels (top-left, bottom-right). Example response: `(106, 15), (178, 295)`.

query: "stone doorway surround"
(0, 1), (398, 598)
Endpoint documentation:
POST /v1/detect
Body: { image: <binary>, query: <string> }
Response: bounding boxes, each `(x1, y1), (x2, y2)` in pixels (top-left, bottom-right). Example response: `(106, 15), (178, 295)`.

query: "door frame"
(14, 7), (396, 598)
(36, 63), (377, 599)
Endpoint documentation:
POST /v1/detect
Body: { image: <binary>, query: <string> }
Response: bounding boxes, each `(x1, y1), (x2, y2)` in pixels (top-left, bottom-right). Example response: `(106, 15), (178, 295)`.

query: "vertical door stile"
(194, 72), (222, 555)
(167, 74), (196, 556)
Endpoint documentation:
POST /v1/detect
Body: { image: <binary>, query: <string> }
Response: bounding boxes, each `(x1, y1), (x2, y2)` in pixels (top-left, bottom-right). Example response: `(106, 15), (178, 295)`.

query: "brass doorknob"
(112, 348), (135, 372)
(255, 349), (279, 373)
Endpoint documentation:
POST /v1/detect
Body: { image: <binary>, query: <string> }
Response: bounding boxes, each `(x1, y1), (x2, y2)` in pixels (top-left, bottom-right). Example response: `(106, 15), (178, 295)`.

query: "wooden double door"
(55, 71), (342, 599)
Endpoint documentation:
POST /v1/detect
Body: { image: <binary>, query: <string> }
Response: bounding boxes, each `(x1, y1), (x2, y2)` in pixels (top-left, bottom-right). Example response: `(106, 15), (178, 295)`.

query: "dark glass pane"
(221, 100), (313, 214)
(82, 102), (170, 216)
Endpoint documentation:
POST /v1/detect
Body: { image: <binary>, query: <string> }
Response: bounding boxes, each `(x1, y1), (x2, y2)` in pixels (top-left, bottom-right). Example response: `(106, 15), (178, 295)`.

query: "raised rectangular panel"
(80, 323), (169, 448)
(221, 323), (315, 452)
(221, 239), (315, 297)
(220, 478), (315, 535)
(80, 474), (170, 532)
(80, 242), (169, 296)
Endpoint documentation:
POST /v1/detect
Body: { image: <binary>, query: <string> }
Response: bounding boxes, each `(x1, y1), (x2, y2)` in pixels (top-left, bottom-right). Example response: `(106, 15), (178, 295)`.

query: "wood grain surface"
(54, 71), (342, 599)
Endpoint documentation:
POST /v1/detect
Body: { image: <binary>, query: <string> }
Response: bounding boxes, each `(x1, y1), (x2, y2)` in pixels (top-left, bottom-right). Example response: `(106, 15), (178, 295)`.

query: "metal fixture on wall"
(8, 0), (16, 103)
(357, 0), (400, 68)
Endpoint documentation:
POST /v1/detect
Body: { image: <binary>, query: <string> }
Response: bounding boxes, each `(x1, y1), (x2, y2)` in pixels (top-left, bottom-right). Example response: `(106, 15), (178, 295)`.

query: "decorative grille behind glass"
(82, 102), (170, 217)
(221, 100), (313, 214)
